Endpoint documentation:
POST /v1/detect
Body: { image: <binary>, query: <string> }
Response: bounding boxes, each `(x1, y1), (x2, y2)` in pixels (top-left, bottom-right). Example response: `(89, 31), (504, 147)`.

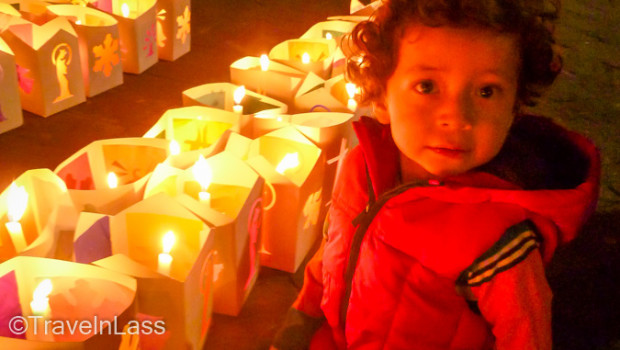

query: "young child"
(273, 0), (600, 349)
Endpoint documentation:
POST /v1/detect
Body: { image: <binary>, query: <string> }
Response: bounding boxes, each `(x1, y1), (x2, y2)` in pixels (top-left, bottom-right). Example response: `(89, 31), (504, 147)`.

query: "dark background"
(0, 0), (618, 349)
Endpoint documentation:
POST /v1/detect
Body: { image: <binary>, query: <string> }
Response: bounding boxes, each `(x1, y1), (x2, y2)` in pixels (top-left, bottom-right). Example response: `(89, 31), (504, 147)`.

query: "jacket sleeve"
(271, 237), (326, 350)
(459, 220), (553, 350)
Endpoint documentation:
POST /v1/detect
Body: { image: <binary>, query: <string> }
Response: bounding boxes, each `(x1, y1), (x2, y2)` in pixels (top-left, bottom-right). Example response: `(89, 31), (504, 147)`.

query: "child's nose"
(436, 93), (473, 131)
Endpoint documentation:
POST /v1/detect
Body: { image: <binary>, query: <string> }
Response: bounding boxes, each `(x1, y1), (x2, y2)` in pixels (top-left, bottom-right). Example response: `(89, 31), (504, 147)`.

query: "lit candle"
(325, 32), (333, 40)
(259, 54), (270, 95)
(5, 182), (28, 253)
(301, 52), (310, 64)
(233, 85), (245, 114)
(30, 279), (53, 316)
(157, 231), (175, 275)
(346, 83), (358, 111)
(192, 155), (213, 205)
(107, 172), (119, 189)
(276, 152), (300, 174)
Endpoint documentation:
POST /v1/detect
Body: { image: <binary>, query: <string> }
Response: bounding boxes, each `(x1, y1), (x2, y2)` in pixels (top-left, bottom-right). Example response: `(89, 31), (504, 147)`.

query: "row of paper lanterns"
(0, 1), (379, 349)
(0, 0), (191, 126)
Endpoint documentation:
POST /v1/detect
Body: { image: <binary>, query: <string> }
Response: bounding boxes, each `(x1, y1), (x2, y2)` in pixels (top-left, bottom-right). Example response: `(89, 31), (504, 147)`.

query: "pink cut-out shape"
(57, 152), (95, 190)
(15, 64), (34, 94)
(244, 197), (262, 290)
(143, 24), (157, 57)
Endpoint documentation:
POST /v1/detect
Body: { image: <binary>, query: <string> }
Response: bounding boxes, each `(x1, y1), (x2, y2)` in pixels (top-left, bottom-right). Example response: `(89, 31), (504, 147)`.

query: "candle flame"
(32, 278), (53, 303)
(121, 3), (130, 17)
(169, 140), (181, 156)
(346, 83), (357, 99)
(192, 155), (213, 190)
(107, 172), (119, 189)
(260, 54), (270, 71)
(6, 182), (28, 222)
(325, 33), (333, 40)
(302, 52), (310, 64)
(162, 231), (175, 254)
(76, 19), (82, 25)
(233, 85), (246, 105)
(276, 153), (300, 174)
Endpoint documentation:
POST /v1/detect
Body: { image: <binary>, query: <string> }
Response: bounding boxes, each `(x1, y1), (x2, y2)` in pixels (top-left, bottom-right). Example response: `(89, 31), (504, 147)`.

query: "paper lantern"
(73, 193), (215, 349)
(0, 256), (137, 347)
(0, 37), (23, 134)
(294, 73), (356, 113)
(300, 20), (355, 43)
(0, 15), (86, 117)
(95, 0), (158, 74)
(144, 105), (238, 168)
(144, 151), (264, 315)
(182, 82), (288, 138)
(155, 0), (190, 61)
(54, 138), (169, 215)
(227, 127), (325, 272)
(268, 38), (337, 80)
(0, 169), (78, 263)
(229, 55), (306, 107)
(47, 5), (123, 97)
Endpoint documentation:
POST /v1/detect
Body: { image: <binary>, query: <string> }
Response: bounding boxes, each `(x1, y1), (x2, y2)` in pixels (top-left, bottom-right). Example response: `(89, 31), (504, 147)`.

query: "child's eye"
(414, 80), (436, 94)
(479, 86), (496, 98)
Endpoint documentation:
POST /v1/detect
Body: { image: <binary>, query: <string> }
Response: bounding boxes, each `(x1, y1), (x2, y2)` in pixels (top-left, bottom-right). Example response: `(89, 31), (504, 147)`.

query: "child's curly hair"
(344, 0), (562, 109)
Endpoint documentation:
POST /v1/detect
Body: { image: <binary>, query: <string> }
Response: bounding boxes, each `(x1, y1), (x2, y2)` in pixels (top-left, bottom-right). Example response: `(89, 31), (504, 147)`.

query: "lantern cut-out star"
(176, 5), (191, 44)
(93, 33), (120, 77)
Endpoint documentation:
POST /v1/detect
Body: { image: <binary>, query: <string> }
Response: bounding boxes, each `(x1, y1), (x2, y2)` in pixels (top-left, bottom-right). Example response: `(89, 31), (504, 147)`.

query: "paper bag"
(0, 169), (78, 263)
(47, 4), (123, 97)
(0, 15), (86, 117)
(0, 37), (23, 134)
(74, 193), (215, 349)
(182, 82), (288, 137)
(54, 137), (169, 215)
(0, 256), (137, 348)
(144, 151), (264, 315)
(294, 73), (355, 113)
(300, 20), (355, 43)
(268, 38), (337, 80)
(155, 0), (190, 61)
(96, 0), (158, 74)
(229, 56), (306, 106)
(237, 127), (325, 272)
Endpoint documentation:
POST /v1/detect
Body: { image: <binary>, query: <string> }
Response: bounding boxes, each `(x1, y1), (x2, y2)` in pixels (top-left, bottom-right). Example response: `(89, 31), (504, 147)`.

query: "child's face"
(376, 24), (520, 181)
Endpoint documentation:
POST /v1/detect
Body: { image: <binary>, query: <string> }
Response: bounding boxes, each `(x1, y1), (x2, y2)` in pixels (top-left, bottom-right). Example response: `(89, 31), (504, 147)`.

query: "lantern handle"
(263, 181), (277, 211)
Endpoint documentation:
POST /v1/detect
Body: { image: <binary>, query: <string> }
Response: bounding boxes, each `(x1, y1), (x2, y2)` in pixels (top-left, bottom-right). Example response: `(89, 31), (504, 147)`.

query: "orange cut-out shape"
(93, 33), (120, 77)
(176, 6), (190, 44)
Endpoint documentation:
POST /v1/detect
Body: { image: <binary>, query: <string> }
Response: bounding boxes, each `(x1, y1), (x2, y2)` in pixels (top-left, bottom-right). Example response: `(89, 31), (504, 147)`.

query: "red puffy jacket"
(274, 115), (600, 350)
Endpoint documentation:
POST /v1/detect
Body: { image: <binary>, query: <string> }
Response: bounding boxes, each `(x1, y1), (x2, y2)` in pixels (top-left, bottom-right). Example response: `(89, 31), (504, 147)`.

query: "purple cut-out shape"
(74, 216), (112, 263)
(0, 271), (26, 339)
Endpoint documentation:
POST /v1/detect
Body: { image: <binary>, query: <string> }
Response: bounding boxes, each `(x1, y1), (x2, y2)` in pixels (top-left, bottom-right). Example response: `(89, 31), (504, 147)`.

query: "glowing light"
(192, 155), (213, 191)
(233, 85), (246, 105)
(75, 19), (82, 25)
(276, 153), (300, 174)
(121, 3), (130, 18)
(162, 231), (176, 254)
(7, 182), (28, 223)
(260, 54), (270, 71)
(325, 33), (333, 40)
(169, 140), (181, 156)
(301, 52), (310, 64)
(30, 279), (53, 316)
(346, 83), (357, 99)
(158, 231), (176, 275)
(107, 172), (119, 189)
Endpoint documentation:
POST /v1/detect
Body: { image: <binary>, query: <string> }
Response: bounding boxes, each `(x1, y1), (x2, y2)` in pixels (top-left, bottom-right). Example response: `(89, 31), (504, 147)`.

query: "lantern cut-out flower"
(176, 6), (191, 44)
(93, 33), (120, 77)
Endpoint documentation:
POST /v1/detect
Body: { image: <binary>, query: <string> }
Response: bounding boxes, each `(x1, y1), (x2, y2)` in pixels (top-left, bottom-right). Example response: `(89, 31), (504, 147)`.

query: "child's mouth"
(428, 147), (468, 158)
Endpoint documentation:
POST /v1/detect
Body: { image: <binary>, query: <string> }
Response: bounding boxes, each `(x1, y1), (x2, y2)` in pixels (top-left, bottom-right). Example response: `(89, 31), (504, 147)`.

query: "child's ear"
(373, 100), (390, 124)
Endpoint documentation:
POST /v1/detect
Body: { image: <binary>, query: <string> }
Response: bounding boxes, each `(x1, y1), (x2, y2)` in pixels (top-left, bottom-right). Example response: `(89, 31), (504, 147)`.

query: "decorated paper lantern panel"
(0, 16), (86, 117)
(268, 38), (337, 80)
(156, 0), (191, 61)
(0, 37), (23, 134)
(97, 0), (158, 74)
(47, 4), (123, 97)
